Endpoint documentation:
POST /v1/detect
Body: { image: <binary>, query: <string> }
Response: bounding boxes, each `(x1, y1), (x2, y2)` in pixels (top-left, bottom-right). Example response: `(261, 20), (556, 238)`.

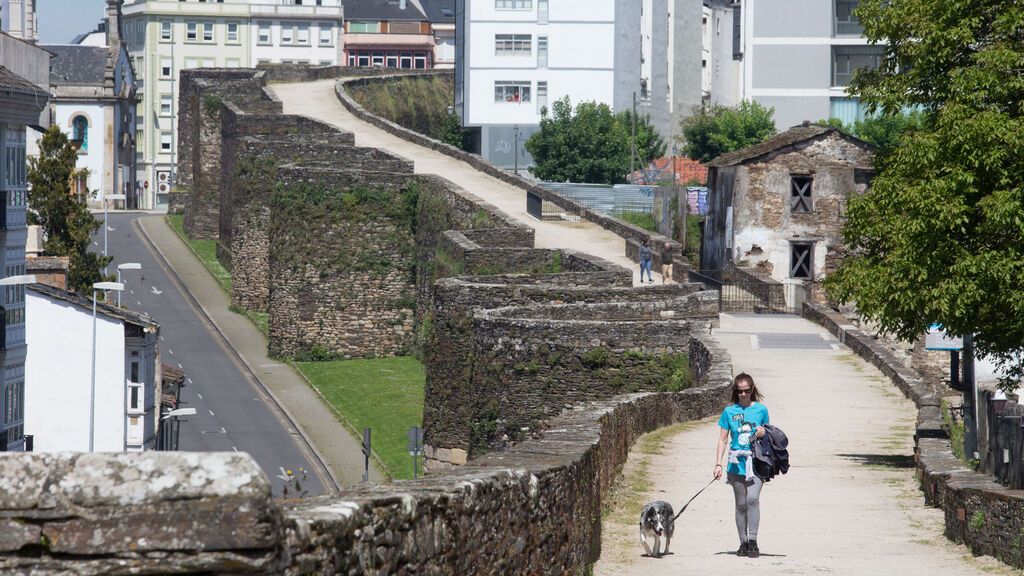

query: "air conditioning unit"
(157, 181), (170, 194)
(156, 170), (170, 184)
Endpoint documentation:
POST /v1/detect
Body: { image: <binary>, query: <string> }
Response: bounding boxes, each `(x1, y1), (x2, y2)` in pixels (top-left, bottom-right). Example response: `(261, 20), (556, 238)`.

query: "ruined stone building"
(701, 123), (874, 289)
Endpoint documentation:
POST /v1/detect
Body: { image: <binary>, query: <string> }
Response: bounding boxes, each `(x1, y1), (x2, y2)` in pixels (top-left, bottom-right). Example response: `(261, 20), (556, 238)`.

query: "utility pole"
(513, 124), (519, 175)
(631, 92), (637, 182)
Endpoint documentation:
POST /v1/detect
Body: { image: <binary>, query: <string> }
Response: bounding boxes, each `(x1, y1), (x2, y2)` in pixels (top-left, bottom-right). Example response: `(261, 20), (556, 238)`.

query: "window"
(318, 23), (333, 45)
(160, 94), (172, 115)
(732, 4), (742, 60)
(495, 34), (531, 56)
(281, 24), (294, 45)
(386, 52), (399, 68)
(537, 35), (548, 66)
(400, 51), (412, 68)
(160, 132), (172, 152)
(202, 22), (214, 42)
(226, 59), (240, 68)
(185, 21), (197, 40)
(790, 242), (814, 279)
(537, 81), (547, 111)
(348, 21), (380, 33)
(160, 57), (172, 78)
(834, 0), (863, 35)
(319, 59), (332, 65)
(790, 174), (814, 213)
(130, 358), (140, 384)
(414, 53), (428, 69)
(296, 23), (310, 45)
(494, 81), (531, 103)
(226, 22), (239, 43)
(71, 116), (88, 151)
(257, 58), (271, 65)
(538, 0), (548, 22)
(832, 45), (884, 86)
(160, 20), (172, 41)
(495, 0), (532, 9)
(184, 57), (198, 69)
(129, 384), (141, 411)
(258, 21), (271, 44)
(390, 21), (420, 34)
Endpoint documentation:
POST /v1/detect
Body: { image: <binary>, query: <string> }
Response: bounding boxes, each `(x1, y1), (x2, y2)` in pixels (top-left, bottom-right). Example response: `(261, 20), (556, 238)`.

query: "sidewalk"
(268, 79), (664, 285)
(138, 215), (383, 487)
(595, 313), (1015, 575)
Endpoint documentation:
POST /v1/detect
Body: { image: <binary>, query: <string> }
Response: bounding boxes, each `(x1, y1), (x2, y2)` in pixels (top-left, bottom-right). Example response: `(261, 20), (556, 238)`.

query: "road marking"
(106, 225), (115, 232)
(220, 427), (227, 434)
(209, 410), (216, 416)
(136, 301), (141, 306)
(196, 393), (203, 400)
(187, 377), (192, 384)
(129, 289), (135, 295)
(232, 446), (238, 452)
(177, 362), (182, 369)
(749, 335), (760, 349)
(150, 286), (163, 295)
(168, 349), (173, 355)
(159, 335), (163, 341)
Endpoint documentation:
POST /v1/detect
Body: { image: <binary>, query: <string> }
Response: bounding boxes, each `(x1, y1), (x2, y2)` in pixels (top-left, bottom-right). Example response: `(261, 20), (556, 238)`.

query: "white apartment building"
(25, 284), (160, 452)
(121, 0), (343, 210)
(455, 0), (643, 169)
(707, 0), (876, 131)
(0, 0), (36, 42)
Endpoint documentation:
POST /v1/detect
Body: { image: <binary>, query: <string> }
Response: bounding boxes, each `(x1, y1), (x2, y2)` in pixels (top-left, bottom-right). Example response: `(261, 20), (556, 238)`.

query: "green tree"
(525, 97), (664, 184)
(437, 111), (469, 151)
(821, 111), (927, 157)
(824, 0), (1024, 390)
(677, 100), (777, 163)
(27, 125), (111, 293)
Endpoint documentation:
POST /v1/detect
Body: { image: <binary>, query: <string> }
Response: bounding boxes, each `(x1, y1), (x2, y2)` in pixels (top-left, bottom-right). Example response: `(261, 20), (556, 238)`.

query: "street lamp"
(90, 281), (124, 452)
(161, 407), (195, 452)
(116, 263), (141, 307)
(103, 193), (127, 277)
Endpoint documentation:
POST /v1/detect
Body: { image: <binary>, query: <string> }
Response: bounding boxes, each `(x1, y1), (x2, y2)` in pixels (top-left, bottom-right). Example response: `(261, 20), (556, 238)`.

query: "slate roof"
(416, 0), (455, 22)
(45, 45), (108, 86)
(29, 283), (158, 330)
(344, 0), (428, 21)
(0, 66), (49, 99)
(706, 124), (873, 168)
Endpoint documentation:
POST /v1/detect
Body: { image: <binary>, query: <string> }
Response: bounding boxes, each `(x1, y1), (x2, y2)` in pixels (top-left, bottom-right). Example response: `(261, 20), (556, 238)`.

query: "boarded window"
(790, 175), (813, 213)
(790, 242), (813, 279)
(389, 21), (420, 34)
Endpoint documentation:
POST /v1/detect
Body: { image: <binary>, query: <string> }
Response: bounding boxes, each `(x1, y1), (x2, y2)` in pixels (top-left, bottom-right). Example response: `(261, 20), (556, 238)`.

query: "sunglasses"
(736, 388), (752, 395)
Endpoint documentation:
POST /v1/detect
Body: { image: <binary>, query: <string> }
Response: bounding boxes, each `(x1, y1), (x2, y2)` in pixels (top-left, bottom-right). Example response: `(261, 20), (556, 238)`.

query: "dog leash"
(672, 477), (718, 520)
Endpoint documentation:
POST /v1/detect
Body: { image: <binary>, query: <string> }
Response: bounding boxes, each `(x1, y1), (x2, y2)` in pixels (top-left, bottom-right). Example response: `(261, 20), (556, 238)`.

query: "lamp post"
(90, 281), (124, 452)
(161, 407), (196, 451)
(513, 124), (519, 175)
(102, 193), (127, 278)
(116, 263), (141, 307)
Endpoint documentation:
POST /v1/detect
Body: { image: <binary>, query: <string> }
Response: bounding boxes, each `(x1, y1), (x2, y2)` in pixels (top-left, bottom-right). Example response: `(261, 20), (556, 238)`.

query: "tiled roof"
(28, 283), (158, 330)
(0, 66), (49, 99)
(344, 0), (428, 21)
(706, 123), (873, 168)
(416, 0), (454, 22)
(44, 45), (108, 86)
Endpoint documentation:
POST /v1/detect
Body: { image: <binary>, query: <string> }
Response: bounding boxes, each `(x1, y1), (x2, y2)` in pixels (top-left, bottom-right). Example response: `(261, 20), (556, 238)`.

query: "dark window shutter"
(732, 5), (743, 61)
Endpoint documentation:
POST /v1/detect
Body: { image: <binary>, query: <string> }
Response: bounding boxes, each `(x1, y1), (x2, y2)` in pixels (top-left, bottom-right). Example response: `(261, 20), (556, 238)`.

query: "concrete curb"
(136, 216), (345, 493)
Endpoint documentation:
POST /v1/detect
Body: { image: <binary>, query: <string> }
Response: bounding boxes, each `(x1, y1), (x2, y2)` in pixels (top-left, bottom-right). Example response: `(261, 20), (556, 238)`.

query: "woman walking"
(713, 373), (769, 558)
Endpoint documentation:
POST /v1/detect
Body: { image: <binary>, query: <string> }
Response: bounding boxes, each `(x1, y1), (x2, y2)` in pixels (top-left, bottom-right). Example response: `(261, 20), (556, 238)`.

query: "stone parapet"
(801, 301), (1024, 568)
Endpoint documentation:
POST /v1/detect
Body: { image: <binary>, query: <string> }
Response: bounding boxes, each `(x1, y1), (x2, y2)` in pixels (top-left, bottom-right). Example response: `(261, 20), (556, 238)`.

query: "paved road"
(269, 79), (665, 285)
(98, 212), (328, 496)
(595, 313), (1015, 575)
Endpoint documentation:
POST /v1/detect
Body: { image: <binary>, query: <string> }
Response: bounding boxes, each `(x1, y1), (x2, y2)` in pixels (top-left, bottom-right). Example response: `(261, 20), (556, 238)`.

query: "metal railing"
(689, 268), (795, 313)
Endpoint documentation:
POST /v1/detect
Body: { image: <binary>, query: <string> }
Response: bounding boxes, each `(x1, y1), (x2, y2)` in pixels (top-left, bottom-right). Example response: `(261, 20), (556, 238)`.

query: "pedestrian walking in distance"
(660, 241), (674, 284)
(639, 239), (653, 284)
(713, 373), (769, 558)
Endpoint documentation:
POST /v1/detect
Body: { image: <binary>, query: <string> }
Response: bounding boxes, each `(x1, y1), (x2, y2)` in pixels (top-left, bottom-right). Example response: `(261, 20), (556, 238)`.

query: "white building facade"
(706, 0), (876, 131)
(25, 284), (159, 452)
(0, 0), (36, 42)
(121, 0), (343, 210)
(0, 31), (48, 453)
(455, 0), (644, 169)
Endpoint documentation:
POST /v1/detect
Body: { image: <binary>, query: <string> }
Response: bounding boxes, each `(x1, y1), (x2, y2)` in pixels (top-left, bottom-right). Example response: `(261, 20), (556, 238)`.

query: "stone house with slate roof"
(701, 122), (875, 290)
(41, 0), (137, 208)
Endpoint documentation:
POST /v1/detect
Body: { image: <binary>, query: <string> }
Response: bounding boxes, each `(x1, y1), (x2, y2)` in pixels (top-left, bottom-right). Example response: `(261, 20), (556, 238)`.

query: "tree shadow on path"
(837, 453), (916, 468)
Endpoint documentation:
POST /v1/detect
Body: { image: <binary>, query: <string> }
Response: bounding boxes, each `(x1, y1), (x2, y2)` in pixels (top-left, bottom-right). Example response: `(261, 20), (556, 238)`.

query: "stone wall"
(0, 332), (731, 573)
(802, 301), (1024, 569)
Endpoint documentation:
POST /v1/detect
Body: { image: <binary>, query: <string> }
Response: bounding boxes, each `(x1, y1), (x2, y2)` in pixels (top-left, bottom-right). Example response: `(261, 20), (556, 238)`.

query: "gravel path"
(596, 313), (1016, 575)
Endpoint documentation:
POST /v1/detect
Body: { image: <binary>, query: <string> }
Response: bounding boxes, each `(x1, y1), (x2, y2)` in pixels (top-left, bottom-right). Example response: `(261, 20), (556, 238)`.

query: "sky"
(37, 0), (107, 44)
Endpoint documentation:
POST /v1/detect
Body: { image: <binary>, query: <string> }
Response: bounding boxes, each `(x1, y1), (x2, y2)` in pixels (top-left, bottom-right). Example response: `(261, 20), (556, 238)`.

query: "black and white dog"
(639, 500), (675, 557)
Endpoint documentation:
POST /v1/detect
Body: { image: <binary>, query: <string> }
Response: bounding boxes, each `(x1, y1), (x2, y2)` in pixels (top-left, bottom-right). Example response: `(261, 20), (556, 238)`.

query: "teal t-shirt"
(718, 402), (770, 476)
